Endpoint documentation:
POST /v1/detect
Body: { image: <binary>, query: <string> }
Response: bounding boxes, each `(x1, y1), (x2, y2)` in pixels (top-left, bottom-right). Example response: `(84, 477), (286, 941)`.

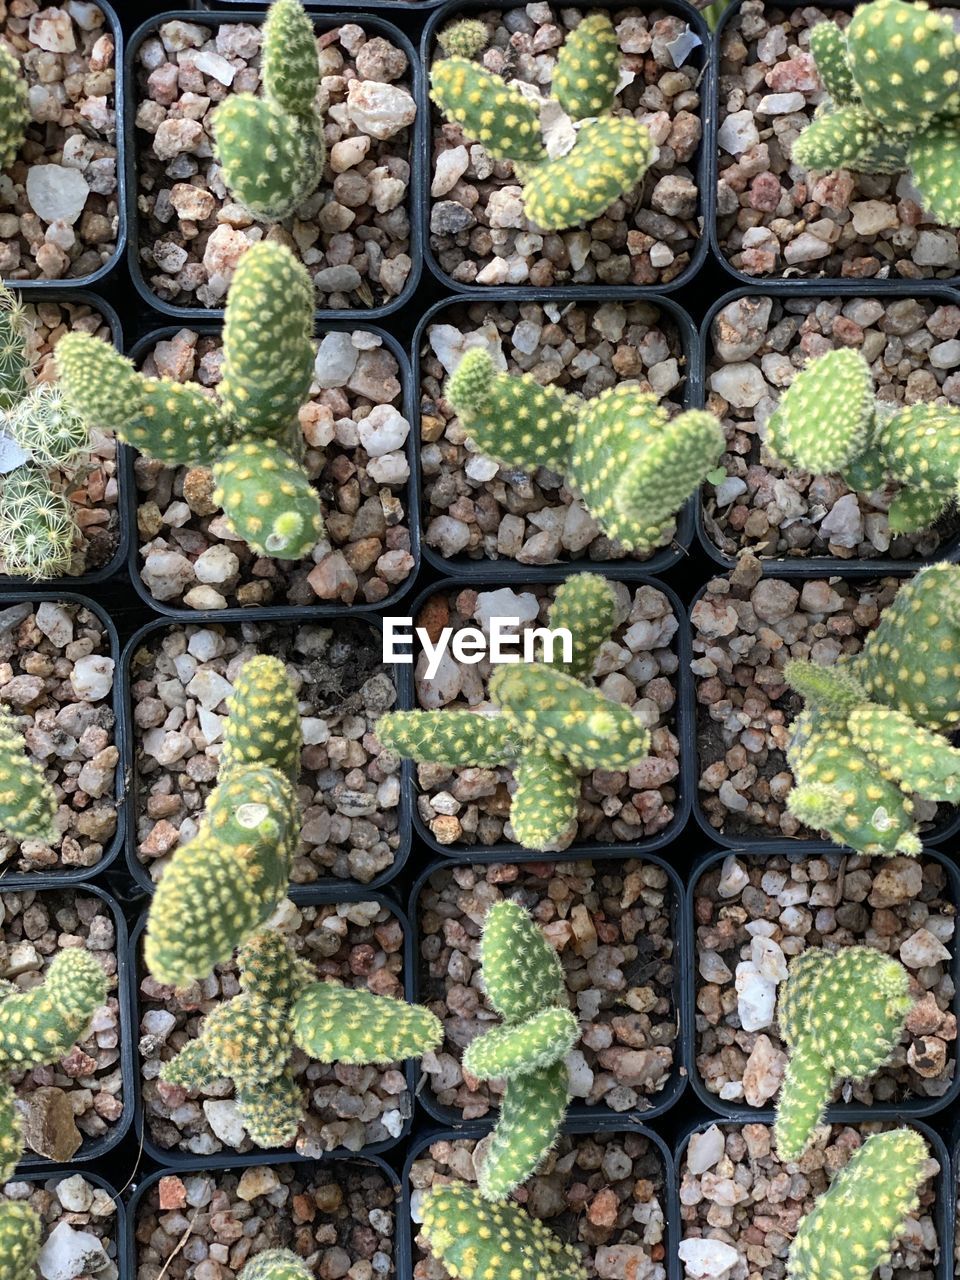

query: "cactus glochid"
(447, 347), (724, 556)
(212, 0), (325, 221)
(774, 947), (913, 1160)
(56, 241), (325, 561)
(377, 575), (653, 852)
(0, 43), (28, 172)
(784, 563), (960, 856)
(786, 1129), (930, 1280)
(429, 14), (656, 231)
(792, 0), (960, 226)
(0, 703), (57, 843)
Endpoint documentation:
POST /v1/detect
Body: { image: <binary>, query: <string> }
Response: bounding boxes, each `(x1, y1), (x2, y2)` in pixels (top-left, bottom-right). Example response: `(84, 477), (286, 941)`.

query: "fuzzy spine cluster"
(0, 704), (57, 843)
(56, 241), (324, 561)
(447, 347), (723, 555)
(212, 0), (325, 220)
(0, 43), (27, 172)
(784, 563), (960, 855)
(766, 345), (960, 534)
(793, 0), (960, 225)
(429, 14), (653, 231)
(377, 575), (652, 851)
(774, 947), (913, 1159)
(787, 1129), (929, 1280)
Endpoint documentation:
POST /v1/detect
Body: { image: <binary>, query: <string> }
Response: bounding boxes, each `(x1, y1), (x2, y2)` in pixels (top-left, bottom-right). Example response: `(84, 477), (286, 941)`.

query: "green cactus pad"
(783, 658), (866, 715)
(792, 105), (876, 171)
(192, 993), (293, 1089)
(887, 482), (952, 534)
(132, 379), (230, 466)
(240, 1249), (313, 1280)
(436, 19), (489, 59)
(479, 900), (566, 1023)
(55, 332), (142, 432)
(0, 470), (77, 580)
(909, 119), (960, 227)
(552, 14), (620, 120)
(510, 750), (580, 850)
(429, 58), (547, 163)
(848, 702), (960, 800)
(522, 116), (653, 231)
(0, 1080), (23, 1183)
(478, 1059), (569, 1200)
(809, 21), (858, 105)
(212, 437), (324, 560)
(213, 95), (325, 222)
(544, 574), (618, 680)
(0, 43), (28, 171)
(219, 655), (303, 787)
(775, 1039), (836, 1165)
(878, 401), (960, 495)
(0, 948), (106, 1072)
(236, 1067), (303, 1147)
(765, 348), (875, 474)
(376, 709), (517, 766)
(0, 704), (57, 842)
(420, 1183), (587, 1280)
(8, 384), (88, 469)
(0, 1201), (41, 1280)
(463, 1005), (578, 1080)
(260, 0), (319, 115)
(787, 1128), (928, 1280)
(291, 981), (443, 1063)
(0, 284), (29, 412)
(160, 1036), (216, 1090)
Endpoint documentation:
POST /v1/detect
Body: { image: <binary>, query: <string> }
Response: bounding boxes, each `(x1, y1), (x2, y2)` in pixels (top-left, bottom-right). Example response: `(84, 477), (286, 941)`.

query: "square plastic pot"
(412, 292), (703, 580)
(682, 844), (960, 1126)
(122, 320), (420, 620)
(123, 9), (424, 323)
(16, 1168), (127, 1270)
(119, 611), (412, 896)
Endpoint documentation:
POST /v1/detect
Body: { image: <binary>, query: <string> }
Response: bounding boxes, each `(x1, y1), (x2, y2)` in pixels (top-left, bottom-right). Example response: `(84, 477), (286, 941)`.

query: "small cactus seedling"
(377, 575), (652, 851)
(0, 43), (28, 172)
(57, 241), (325, 561)
(144, 655), (303, 988)
(787, 1128), (929, 1280)
(0, 285), (28, 412)
(429, 14), (655, 231)
(464, 900), (577, 1200)
(784, 563), (960, 855)
(774, 947), (913, 1160)
(212, 0), (325, 221)
(0, 704), (57, 842)
(420, 1183), (587, 1280)
(792, 0), (960, 226)
(240, 1252), (312, 1280)
(447, 348), (724, 556)
(162, 929), (441, 1148)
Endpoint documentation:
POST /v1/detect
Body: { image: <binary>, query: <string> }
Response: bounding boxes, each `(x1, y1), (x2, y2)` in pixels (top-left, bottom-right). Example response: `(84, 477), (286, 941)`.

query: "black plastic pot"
(0, 0), (127, 294)
(419, 0), (714, 299)
(710, 0), (960, 291)
(688, 570), (960, 850)
(123, 9), (424, 322)
(122, 321), (421, 620)
(408, 851), (689, 1126)
(0, 288), (128, 592)
(675, 1115), (953, 1280)
(402, 570), (696, 861)
(119, 611), (412, 896)
(125, 1155), (406, 1279)
(401, 1118), (680, 1280)
(697, 283), (960, 575)
(683, 845), (960, 1125)
(413, 292), (704, 581)
(194, 0), (442, 10)
(15, 1168), (127, 1270)
(0, 591), (125, 889)
(9, 882), (134, 1170)
(129, 887), (420, 1169)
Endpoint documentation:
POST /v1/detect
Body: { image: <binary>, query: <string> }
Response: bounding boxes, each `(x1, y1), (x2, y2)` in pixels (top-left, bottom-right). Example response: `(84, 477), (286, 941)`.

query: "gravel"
(429, 7), (702, 289)
(694, 853), (956, 1108)
(134, 19), (415, 310)
(421, 299), (687, 566)
(138, 897), (413, 1158)
(416, 860), (677, 1119)
(4, 1174), (119, 1278)
(131, 619), (402, 887)
(133, 328), (414, 609)
(410, 581), (681, 848)
(703, 294), (960, 562)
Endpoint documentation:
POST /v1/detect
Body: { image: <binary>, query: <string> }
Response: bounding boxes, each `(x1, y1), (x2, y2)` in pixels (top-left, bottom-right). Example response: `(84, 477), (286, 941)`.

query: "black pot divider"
(10, 882), (134, 1170)
(118, 609), (412, 896)
(122, 9), (424, 323)
(400, 569), (696, 861)
(127, 887), (419, 1170)
(0, 288), (129, 593)
(121, 319), (421, 620)
(400, 1118), (681, 1280)
(674, 1115), (954, 1280)
(17, 1167), (128, 1263)
(194, 0), (441, 12)
(682, 844), (960, 1124)
(696, 282), (960, 576)
(411, 292), (704, 582)
(419, 0), (714, 300)
(407, 849), (690, 1126)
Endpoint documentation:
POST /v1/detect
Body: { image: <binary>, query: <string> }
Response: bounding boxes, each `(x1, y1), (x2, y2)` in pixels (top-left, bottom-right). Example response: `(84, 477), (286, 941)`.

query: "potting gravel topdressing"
(5, 1), (960, 1279)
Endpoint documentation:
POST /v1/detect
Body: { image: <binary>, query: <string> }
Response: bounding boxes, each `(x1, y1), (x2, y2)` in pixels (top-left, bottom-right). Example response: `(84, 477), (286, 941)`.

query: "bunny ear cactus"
(552, 14), (620, 119)
(775, 947), (913, 1160)
(0, 44), (28, 172)
(212, 0), (325, 221)
(786, 1128), (929, 1280)
(429, 59), (547, 163)
(0, 948), (107, 1072)
(0, 1201), (41, 1280)
(240, 1251), (313, 1280)
(765, 348), (875, 475)
(0, 704), (57, 842)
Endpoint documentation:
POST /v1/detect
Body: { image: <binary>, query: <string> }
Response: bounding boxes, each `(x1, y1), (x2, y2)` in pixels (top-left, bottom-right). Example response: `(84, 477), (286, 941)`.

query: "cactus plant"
(240, 1251), (313, 1280)
(57, 241), (325, 561)
(792, 0), (960, 227)
(784, 563), (960, 855)
(0, 704), (57, 842)
(0, 44), (28, 172)
(787, 1128), (929, 1280)
(0, 285), (28, 413)
(212, 0), (325, 221)
(447, 348), (724, 555)
(436, 19), (489, 59)
(0, 1200), (41, 1280)
(420, 1183), (587, 1280)
(775, 947), (913, 1160)
(377, 575), (653, 852)
(430, 14), (655, 231)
